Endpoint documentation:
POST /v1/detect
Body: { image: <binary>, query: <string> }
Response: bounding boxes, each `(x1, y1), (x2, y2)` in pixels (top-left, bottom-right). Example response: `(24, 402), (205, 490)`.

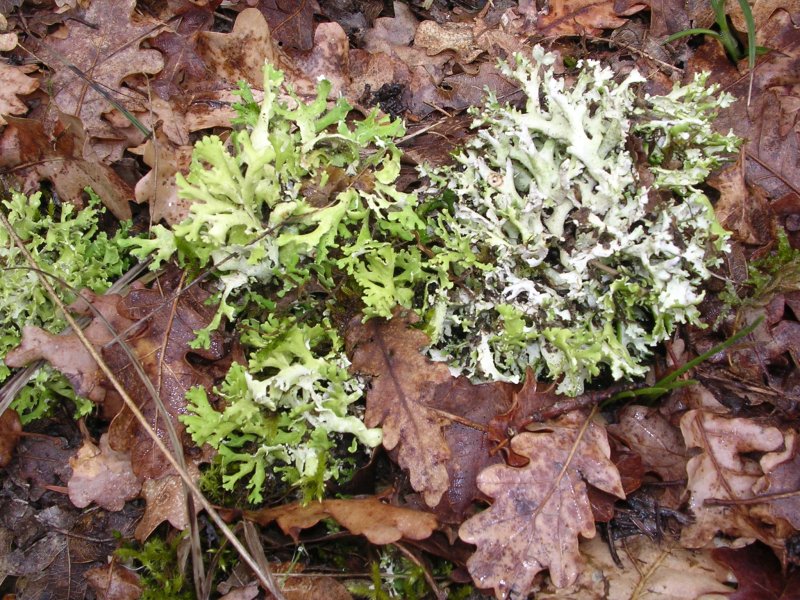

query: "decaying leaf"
(0, 409), (22, 468)
(0, 114), (134, 220)
(248, 496), (437, 545)
(30, 0), (163, 140)
(712, 542), (800, 600)
(5, 290), (136, 404)
(459, 411), (625, 596)
(538, 536), (732, 599)
(536, 0), (645, 35)
(0, 62), (38, 125)
(679, 409), (784, 547)
(134, 469), (199, 541)
(753, 430), (800, 531)
(130, 133), (194, 225)
(85, 562), (142, 600)
(346, 313), (453, 507)
(608, 405), (689, 485)
(68, 433), (141, 511)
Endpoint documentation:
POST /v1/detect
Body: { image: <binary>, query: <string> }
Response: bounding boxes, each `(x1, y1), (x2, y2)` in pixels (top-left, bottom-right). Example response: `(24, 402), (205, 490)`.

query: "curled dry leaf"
(459, 411), (625, 597)
(346, 312), (453, 507)
(247, 496), (437, 545)
(0, 409), (22, 468)
(679, 409), (784, 548)
(68, 433), (141, 512)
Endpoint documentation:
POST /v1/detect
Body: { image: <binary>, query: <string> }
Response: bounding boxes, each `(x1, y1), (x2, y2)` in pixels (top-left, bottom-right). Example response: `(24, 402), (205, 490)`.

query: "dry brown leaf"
(710, 150), (776, 246)
(608, 405), (689, 485)
(679, 409), (784, 548)
(104, 273), (228, 480)
(0, 408), (22, 468)
(248, 496), (437, 545)
(196, 8), (275, 87)
(134, 470), (199, 541)
(285, 21), (349, 97)
(712, 542), (800, 599)
(68, 433), (141, 512)
(0, 62), (38, 125)
(85, 562), (142, 600)
(32, 0), (163, 140)
(459, 411), (625, 595)
(256, 0), (319, 51)
(753, 430), (800, 531)
(345, 312), (453, 507)
(537, 0), (645, 36)
(0, 114), (134, 220)
(148, 4), (214, 100)
(537, 536), (732, 599)
(414, 20), (482, 63)
(130, 133), (193, 225)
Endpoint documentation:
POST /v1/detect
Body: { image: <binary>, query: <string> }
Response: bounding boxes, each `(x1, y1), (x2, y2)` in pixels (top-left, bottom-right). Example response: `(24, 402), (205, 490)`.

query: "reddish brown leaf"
(68, 433), (141, 512)
(5, 291), (136, 404)
(713, 542), (800, 600)
(256, 0), (318, 51)
(30, 0), (163, 141)
(754, 430), (800, 531)
(85, 562), (142, 600)
(0, 408), (22, 468)
(608, 404), (689, 485)
(459, 411), (625, 595)
(346, 312), (453, 507)
(149, 4), (215, 99)
(0, 115), (134, 220)
(679, 409), (784, 548)
(248, 496), (437, 545)
(536, 0), (645, 36)
(710, 151), (776, 246)
(104, 272), (228, 480)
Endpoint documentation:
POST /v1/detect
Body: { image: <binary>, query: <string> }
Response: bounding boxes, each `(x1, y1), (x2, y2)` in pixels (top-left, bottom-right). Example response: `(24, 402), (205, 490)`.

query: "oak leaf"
(130, 133), (194, 225)
(753, 430), (800, 531)
(536, 0), (645, 36)
(256, 0), (318, 51)
(712, 542), (800, 600)
(248, 496), (437, 545)
(459, 411), (625, 596)
(0, 61), (38, 125)
(31, 0), (163, 140)
(346, 312), (453, 507)
(0, 114), (133, 220)
(134, 471), (199, 541)
(679, 409), (784, 548)
(68, 433), (141, 512)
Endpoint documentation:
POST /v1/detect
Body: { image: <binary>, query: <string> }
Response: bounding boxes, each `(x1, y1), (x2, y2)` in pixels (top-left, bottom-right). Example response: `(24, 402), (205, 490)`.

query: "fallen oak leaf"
(134, 470), (200, 541)
(247, 496), (437, 545)
(345, 311), (453, 507)
(679, 409), (784, 548)
(85, 562), (142, 600)
(0, 62), (38, 125)
(68, 433), (141, 512)
(459, 410), (625, 596)
(712, 542), (800, 599)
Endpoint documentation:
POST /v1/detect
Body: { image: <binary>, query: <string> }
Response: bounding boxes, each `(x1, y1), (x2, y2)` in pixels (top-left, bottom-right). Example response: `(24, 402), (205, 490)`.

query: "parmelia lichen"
(422, 47), (738, 395)
(129, 48), (737, 501)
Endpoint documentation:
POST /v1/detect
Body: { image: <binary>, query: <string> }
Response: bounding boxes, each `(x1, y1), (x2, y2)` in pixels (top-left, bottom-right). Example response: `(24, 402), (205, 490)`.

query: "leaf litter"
(0, 0), (799, 598)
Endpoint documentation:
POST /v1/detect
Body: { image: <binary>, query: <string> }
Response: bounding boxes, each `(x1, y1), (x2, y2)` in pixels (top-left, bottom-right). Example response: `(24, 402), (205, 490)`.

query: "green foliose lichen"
(0, 189), (132, 422)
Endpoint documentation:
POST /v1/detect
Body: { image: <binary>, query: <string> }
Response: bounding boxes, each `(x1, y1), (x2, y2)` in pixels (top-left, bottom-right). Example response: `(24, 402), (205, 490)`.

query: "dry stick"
(0, 212), (287, 600)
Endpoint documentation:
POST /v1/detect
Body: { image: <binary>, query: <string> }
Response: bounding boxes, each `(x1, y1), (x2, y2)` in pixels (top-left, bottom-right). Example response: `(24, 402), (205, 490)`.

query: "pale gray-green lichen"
(423, 47), (739, 395)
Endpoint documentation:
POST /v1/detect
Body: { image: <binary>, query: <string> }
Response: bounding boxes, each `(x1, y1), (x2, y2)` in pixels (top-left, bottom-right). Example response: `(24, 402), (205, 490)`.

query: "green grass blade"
(665, 29), (723, 44)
